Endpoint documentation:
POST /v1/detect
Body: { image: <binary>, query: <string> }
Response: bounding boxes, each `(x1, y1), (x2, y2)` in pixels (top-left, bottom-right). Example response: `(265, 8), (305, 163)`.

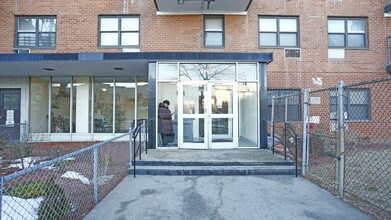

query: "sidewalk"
(84, 175), (370, 220)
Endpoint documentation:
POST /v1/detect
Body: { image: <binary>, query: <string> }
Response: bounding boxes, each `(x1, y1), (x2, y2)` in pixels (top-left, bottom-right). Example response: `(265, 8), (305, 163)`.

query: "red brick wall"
(0, 0), (389, 87)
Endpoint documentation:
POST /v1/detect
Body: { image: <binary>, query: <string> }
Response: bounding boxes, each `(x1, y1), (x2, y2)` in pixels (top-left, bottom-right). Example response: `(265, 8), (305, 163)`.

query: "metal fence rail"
(1, 133), (131, 220)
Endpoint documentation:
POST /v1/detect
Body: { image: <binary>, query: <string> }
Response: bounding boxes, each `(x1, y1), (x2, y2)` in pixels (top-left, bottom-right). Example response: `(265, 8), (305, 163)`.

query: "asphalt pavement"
(84, 175), (371, 220)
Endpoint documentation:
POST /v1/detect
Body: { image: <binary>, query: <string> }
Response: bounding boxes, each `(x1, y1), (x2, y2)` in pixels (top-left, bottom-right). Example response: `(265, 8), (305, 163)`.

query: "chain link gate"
(269, 91), (303, 176)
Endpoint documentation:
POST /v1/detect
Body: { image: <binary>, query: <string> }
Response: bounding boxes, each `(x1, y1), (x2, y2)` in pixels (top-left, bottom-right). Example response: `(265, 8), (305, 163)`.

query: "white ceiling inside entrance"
(154, 0), (252, 15)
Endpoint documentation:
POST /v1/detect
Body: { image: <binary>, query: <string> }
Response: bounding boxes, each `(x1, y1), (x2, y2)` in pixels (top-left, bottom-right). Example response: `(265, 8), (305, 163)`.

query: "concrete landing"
(139, 149), (289, 163)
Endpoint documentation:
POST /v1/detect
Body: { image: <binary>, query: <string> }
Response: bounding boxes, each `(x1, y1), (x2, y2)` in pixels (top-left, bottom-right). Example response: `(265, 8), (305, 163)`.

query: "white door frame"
(178, 81), (237, 149)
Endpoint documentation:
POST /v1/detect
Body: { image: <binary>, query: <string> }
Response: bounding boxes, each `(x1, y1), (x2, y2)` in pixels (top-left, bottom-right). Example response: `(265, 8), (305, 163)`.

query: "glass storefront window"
(73, 77), (91, 133)
(115, 77), (135, 132)
(94, 77), (113, 133)
(51, 77), (71, 133)
(158, 63), (178, 81)
(238, 82), (258, 147)
(238, 64), (257, 81)
(179, 64), (235, 81)
(30, 77), (50, 133)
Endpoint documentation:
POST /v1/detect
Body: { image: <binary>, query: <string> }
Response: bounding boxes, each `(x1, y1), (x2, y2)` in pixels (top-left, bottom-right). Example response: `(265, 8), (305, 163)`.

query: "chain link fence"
(268, 77), (391, 218)
(303, 77), (391, 219)
(342, 78), (391, 219)
(1, 133), (132, 220)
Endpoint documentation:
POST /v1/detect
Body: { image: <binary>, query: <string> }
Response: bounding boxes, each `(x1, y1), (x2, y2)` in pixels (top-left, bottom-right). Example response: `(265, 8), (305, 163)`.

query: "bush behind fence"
(1, 133), (131, 220)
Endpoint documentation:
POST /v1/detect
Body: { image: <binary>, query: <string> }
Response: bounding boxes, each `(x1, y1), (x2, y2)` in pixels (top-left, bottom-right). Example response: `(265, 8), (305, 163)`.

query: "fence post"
(302, 89), (309, 175)
(271, 96), (275, 154)
(93, 148), (99, 204)
(129, 127), (133, 166)
(284, 97), (288, 160)
(337, 81), (345, 199)
(0, 177), (3, 220)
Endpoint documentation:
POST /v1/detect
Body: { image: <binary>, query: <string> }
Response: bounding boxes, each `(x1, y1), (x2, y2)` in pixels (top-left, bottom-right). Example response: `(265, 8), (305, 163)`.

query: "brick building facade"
(0, 0), (389, 148)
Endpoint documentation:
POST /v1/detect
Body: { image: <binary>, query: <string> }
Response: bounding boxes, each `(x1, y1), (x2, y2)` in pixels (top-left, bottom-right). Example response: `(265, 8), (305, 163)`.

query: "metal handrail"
(285, 123), (299, 177)
(132, 121), (147, 177)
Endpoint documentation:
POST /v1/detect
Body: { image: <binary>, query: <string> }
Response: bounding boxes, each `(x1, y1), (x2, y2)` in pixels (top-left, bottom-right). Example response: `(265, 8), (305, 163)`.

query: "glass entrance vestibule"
(156, 63), (260, 149)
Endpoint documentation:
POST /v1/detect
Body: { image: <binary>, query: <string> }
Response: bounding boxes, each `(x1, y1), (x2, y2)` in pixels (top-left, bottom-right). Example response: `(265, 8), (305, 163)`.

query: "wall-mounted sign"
(6, 110), (14, 125)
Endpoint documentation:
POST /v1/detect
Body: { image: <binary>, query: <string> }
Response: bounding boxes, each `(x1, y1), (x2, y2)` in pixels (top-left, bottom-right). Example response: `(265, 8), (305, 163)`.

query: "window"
(259, 16), (299, 47)
(99, 16), (140, 47)
(330, 89), (370, 121)
(16, 17), (56, 48)
(204, 16), (224, 48)
(267, 89), (301, 121)
(328, 18), (367, 48)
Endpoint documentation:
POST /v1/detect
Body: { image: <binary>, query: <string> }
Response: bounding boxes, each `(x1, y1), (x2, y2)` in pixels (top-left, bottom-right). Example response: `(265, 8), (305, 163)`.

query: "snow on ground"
(61, 171), (90, 185)
(1, 196), (43, 220)
(8, 157), (42, 169)
(41, 157), (75, 170)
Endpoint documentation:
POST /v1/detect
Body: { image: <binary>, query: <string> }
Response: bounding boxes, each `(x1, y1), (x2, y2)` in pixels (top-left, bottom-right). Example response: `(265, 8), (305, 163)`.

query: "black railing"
(284, 123), (299, 177)
(132, 121), (147, 177)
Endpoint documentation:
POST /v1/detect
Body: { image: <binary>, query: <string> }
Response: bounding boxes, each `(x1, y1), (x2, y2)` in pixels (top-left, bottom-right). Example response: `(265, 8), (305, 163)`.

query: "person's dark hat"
(163, 100), (170, 105)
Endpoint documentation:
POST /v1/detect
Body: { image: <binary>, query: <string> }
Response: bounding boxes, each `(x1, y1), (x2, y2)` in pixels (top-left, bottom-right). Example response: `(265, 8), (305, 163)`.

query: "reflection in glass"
(137, 81), (149, 127)
(115, 77), (135, 132)
(51, 77), (71, 133)
(73, 77), (91, 133)
(183, 84), (205, 115)
(238, 64), (257, 81)
(158, 63), (178, 80)
(211, 85), (233, 114)
(94, 77), (113, 133)
(183, 118), (204, 143)
(180, 64), (235, 81)
(211, 118), (233, 142)
(238, 83), (258, 147)
(30, 77), (50, 133)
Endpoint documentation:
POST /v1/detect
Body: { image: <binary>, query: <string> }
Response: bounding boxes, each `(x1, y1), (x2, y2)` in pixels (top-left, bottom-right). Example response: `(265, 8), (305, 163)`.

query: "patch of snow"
(98, 175), (114, 186)
(61, 171), (90, 185)
(41, 157), (75, 171)
(1, 196), (43, 220)
(9, 157), (41, 169)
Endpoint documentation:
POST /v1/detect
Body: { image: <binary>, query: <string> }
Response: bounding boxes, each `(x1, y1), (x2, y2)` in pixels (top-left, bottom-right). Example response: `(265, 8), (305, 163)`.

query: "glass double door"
(178, 82), (237, 149)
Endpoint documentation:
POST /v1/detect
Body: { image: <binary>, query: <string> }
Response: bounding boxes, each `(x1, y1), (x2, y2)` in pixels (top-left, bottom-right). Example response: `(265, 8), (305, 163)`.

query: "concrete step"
(128, 165), (300, 176)
(132, 160), (295, 167)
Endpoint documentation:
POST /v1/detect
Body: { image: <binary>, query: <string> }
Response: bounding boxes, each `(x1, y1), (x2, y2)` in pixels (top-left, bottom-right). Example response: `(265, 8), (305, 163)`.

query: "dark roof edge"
(0, 52), (273, 64)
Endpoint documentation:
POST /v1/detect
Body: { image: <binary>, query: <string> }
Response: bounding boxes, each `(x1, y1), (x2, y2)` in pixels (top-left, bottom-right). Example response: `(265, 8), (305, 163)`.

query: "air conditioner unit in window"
(13, 48), (31, 54)
(284, 48), (301, 58)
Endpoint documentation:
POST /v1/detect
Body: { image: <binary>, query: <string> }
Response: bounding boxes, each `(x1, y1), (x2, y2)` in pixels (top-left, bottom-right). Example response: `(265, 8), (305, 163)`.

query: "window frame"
(330, 88), (371, 122)
(98, 15), (140, 48)
(328, 17), (368, 49)
(204, 15), (225, 48)
(267, 89), (302, 122)
(15, 16), (57, 48)
(258, 16), (299, 48)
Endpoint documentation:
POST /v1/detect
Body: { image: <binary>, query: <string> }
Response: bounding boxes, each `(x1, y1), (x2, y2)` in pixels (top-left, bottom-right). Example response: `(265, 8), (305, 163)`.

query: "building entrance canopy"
(0, 52), (272, 77)
(154, 0), (252, 15)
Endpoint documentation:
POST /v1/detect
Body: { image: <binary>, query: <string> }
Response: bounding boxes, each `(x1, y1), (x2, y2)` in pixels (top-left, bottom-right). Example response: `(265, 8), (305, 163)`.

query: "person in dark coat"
(158, 100), (173, 146)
